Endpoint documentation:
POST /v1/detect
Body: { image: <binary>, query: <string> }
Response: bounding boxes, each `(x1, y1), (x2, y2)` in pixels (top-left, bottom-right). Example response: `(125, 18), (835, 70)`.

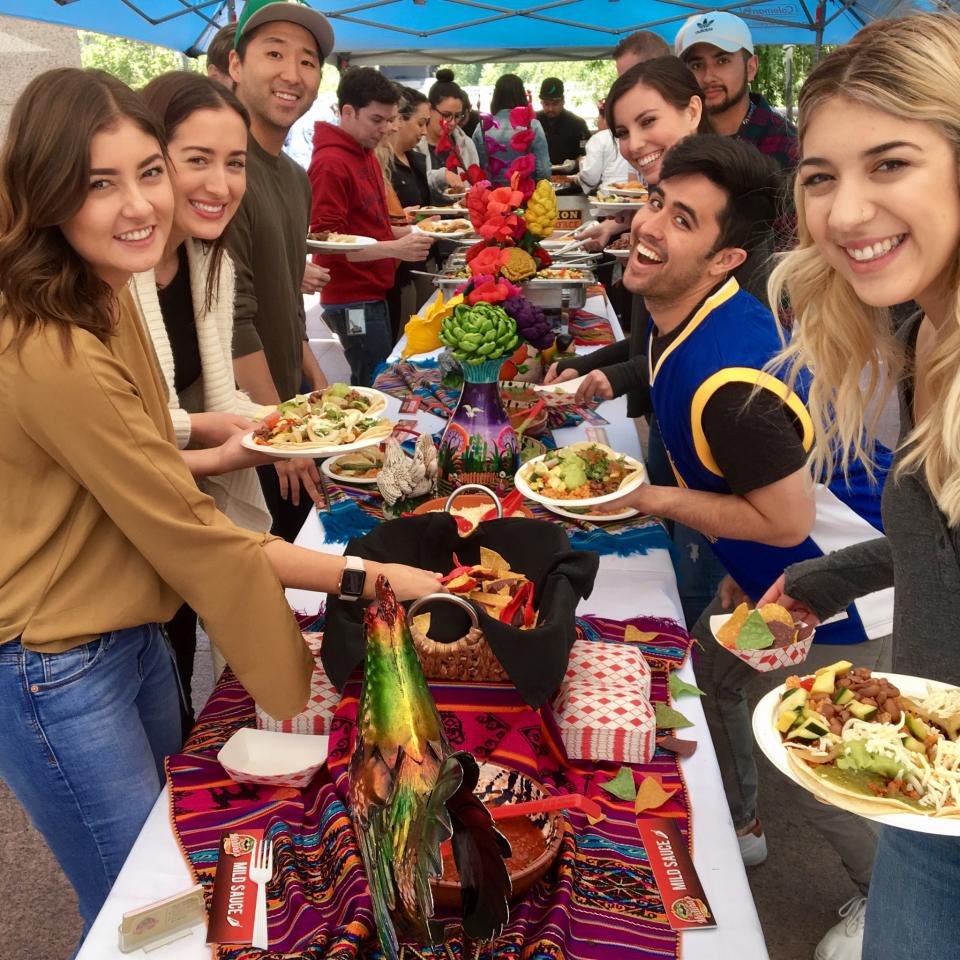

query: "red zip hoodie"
(308, 121), (396, 304)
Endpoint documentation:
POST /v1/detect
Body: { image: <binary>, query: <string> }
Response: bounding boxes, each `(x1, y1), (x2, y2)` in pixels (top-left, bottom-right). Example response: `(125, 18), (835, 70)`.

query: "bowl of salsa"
(432, 763), (565, 906)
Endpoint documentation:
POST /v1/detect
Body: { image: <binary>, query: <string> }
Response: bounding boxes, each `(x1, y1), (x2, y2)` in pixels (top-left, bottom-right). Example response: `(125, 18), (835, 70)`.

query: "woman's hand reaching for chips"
(757, 574), (820, 641)
(373, 563), (445, 601)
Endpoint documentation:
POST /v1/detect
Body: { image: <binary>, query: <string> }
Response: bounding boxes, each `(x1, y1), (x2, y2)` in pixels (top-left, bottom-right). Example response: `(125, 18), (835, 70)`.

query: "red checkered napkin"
(255, 632), (341, 735)
(552, 683), (656, 765)
(563, 640), (651, 699)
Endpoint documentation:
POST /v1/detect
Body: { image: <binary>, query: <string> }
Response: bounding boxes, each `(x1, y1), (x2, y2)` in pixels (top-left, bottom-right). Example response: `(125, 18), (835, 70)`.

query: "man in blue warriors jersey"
(601, 135), (892, 960)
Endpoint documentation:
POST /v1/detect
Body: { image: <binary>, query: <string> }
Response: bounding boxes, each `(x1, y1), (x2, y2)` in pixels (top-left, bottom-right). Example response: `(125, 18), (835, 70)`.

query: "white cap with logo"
(675, 11), (755, 57)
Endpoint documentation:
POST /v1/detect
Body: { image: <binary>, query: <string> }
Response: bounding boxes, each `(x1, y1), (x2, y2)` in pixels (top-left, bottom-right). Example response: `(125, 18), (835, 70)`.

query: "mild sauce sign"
(207, 828), (263, 944)
(636, 817), (717, 931)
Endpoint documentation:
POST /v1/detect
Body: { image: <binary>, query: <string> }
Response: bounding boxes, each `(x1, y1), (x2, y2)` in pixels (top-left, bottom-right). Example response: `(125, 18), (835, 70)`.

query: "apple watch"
(337, 555), (367, 602)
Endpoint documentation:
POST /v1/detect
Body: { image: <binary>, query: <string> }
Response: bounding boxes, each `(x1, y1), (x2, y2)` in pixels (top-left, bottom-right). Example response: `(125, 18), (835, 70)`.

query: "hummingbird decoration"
(348, 576), (512, 960)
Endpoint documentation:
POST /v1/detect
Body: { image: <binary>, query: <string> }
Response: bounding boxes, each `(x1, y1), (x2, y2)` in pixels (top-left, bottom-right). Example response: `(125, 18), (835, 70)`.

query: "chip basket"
(323, 487), (600, 707)
(408, 592), (509, 683)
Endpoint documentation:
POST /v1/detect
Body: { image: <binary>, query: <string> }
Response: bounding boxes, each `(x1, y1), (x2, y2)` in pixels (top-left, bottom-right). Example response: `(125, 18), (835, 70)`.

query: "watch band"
(338, 555), (367, 602)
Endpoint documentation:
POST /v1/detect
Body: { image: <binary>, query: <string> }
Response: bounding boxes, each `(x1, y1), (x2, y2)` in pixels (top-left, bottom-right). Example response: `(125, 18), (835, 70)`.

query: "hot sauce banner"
(207, 828), (264, 945)
(636, 817), (717, 931)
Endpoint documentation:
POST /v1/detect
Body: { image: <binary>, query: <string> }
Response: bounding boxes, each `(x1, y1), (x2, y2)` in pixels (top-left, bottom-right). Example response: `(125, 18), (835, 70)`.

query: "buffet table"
(76, 295), (767, 960)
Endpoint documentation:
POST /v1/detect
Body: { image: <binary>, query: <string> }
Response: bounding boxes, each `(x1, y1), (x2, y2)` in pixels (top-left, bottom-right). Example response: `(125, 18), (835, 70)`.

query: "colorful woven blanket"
(168, 614), (693, 960)
(373, 361), (584, 431)
(568, 309), (615, 346)
(316, 458), (672, 559)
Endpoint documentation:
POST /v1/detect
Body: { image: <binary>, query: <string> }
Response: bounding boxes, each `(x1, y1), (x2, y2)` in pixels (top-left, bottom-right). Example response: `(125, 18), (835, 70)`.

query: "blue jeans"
(863, 828), (960, 958)
(323, 299), (393, 387)
(0, 624), (181, 939)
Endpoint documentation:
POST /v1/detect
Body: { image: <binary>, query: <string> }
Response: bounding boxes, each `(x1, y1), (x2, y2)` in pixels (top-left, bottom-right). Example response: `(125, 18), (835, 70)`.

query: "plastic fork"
(249, 838), (273, 950)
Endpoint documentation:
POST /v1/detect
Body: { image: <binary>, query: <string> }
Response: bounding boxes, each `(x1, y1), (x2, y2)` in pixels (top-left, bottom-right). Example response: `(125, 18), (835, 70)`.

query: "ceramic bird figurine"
(349, 577), (511, 959)
(376, 434), (437, 508)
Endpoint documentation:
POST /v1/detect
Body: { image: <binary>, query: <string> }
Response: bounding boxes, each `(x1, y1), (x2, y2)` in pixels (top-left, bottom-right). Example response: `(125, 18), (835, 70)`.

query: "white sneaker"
(814, 896), (866, 960)
(736, 818), (767, 867)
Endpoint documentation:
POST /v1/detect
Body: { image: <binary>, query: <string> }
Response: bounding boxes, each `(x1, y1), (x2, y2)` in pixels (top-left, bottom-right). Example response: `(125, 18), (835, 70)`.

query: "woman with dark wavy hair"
(0, 68), (441, 946)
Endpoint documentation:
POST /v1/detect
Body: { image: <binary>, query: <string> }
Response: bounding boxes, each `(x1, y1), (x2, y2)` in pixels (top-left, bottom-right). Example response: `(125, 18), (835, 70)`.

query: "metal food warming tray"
(434, 271), (595, 310)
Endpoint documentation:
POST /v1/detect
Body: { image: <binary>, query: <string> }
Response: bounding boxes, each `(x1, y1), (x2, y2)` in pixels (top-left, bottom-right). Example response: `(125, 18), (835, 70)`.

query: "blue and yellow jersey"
(649, 278), (893, 645)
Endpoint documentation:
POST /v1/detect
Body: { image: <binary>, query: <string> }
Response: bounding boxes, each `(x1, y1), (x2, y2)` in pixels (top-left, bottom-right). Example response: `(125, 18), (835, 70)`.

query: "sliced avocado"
(833, 687), (855, 706)
(559, 457), (587, 490)
(811, 669), (836, 696)
(837, 740), (903, 780)
(847, 700), (878, 721)
(906, 714), (932, 741)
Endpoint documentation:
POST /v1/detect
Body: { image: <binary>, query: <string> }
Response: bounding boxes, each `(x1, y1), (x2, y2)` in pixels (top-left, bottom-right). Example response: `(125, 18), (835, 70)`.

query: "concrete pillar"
(0, 15), (81, 139)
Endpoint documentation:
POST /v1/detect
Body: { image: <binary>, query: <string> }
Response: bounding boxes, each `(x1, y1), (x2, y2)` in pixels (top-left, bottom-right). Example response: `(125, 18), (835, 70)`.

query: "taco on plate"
(776, 665), (960, 818)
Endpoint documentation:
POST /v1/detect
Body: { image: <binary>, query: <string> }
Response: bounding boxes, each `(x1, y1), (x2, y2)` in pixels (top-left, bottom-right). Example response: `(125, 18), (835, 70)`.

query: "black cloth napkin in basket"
(323, 513), (599, 707)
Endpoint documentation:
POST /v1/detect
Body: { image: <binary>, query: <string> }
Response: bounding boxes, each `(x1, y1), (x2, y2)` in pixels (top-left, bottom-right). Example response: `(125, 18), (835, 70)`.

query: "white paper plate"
(753, 671), (960, 836)
(413, 223), (474, 239)
(601, 180), (647, 195)
(589, 199), (645, 215)
(533, 374), (589, 397)
(241, 425), (392, 460)
(415, 206), (468, 217)
(306, 234), (378, 253)
(515, 450), (647, 508)
(218, 728), (330, 788)
(543, 502), (639, 522)
(320, 452), (384, 485)
(605, 246), (630, 260)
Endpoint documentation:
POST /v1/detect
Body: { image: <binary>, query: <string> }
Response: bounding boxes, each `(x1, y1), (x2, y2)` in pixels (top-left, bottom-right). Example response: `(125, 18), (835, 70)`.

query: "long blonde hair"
(769, 13), (960, 523)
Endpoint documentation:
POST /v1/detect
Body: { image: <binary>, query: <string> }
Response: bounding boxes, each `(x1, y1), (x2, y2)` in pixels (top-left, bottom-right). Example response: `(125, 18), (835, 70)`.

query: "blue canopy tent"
(0, 0), (938, 63)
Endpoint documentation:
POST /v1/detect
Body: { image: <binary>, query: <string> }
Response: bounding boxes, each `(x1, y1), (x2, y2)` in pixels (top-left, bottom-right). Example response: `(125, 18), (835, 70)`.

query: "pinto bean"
(861, 697), (878, 707)
(819, 702), (836, 717)
(829, 718), (843, 735)
(860, 683), (880, 697)
(877, 690), (888, 706)
(887, 701), (902, 722)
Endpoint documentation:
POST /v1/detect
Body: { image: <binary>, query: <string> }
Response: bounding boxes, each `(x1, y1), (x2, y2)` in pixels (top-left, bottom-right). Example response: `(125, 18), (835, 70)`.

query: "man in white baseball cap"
(675, 11), (797, 172)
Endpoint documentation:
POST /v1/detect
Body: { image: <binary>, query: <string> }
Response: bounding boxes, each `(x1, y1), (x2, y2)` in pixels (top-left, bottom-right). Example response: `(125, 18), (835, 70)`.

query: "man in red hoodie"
(309, 68), (435, 386)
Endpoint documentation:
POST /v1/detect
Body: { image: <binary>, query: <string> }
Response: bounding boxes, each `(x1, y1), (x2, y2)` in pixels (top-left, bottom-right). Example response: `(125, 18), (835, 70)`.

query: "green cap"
(234, 0), (335, 60)
(539, 77), (564, 100)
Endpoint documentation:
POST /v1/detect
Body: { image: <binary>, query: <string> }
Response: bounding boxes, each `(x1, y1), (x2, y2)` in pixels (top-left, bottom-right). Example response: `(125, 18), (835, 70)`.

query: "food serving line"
(76, 293), (768, 960)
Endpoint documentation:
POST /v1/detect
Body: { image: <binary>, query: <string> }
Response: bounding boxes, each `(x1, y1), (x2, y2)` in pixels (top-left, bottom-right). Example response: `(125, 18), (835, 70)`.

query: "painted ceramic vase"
(437, 357), (519, 495)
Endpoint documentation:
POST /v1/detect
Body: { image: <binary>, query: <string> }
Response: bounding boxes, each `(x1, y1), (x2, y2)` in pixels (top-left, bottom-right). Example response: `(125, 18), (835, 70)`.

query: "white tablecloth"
(77, 297), (767, 960)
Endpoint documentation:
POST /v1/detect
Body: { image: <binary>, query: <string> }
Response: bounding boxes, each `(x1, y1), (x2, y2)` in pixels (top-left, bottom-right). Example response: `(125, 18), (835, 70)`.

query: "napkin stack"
(551, 640), (656, 764)
(255, 632), (340, 735)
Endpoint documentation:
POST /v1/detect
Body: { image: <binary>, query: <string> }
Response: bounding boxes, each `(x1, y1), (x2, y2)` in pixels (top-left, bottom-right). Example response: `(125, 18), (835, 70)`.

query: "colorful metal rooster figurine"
(349, 576), (511, 959)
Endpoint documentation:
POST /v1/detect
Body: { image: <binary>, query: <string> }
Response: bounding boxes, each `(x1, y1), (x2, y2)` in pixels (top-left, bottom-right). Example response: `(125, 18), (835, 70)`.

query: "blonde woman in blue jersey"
(601, 134), (894, 959)
(757, 15), (960, 960)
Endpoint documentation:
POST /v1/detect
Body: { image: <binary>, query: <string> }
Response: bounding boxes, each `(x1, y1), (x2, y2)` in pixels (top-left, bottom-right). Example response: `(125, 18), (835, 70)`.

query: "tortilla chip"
(634, 776), (677, 814)
(759, 603), (795, 628)
(412, 613), (431, 635)
(479, 547), (510, 576)
(716, 603), (750, 648)
(473, 592), (512, 610)
(737, 610), (775, 650)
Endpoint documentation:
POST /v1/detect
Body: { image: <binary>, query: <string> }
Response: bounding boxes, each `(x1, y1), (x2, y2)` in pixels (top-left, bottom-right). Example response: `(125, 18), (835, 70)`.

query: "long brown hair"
(604, 56), (712, 135)
(140, 71), (250, 309)
(0, 68), (168, 351)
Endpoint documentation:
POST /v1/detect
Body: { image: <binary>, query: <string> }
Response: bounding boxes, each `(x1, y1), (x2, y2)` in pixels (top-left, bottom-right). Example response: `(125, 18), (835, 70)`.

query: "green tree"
(79, 31), (201, 88)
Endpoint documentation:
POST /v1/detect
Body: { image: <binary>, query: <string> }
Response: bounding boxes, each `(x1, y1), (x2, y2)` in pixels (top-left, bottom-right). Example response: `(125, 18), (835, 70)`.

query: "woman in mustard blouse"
(0, 69), (441, 944)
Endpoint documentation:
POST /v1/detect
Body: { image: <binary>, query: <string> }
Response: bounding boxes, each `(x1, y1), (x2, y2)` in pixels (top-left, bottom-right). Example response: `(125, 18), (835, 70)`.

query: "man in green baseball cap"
(536, 76), (589, 167)
(234, 0), (335, 60)
(226, 0), (336, 540)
